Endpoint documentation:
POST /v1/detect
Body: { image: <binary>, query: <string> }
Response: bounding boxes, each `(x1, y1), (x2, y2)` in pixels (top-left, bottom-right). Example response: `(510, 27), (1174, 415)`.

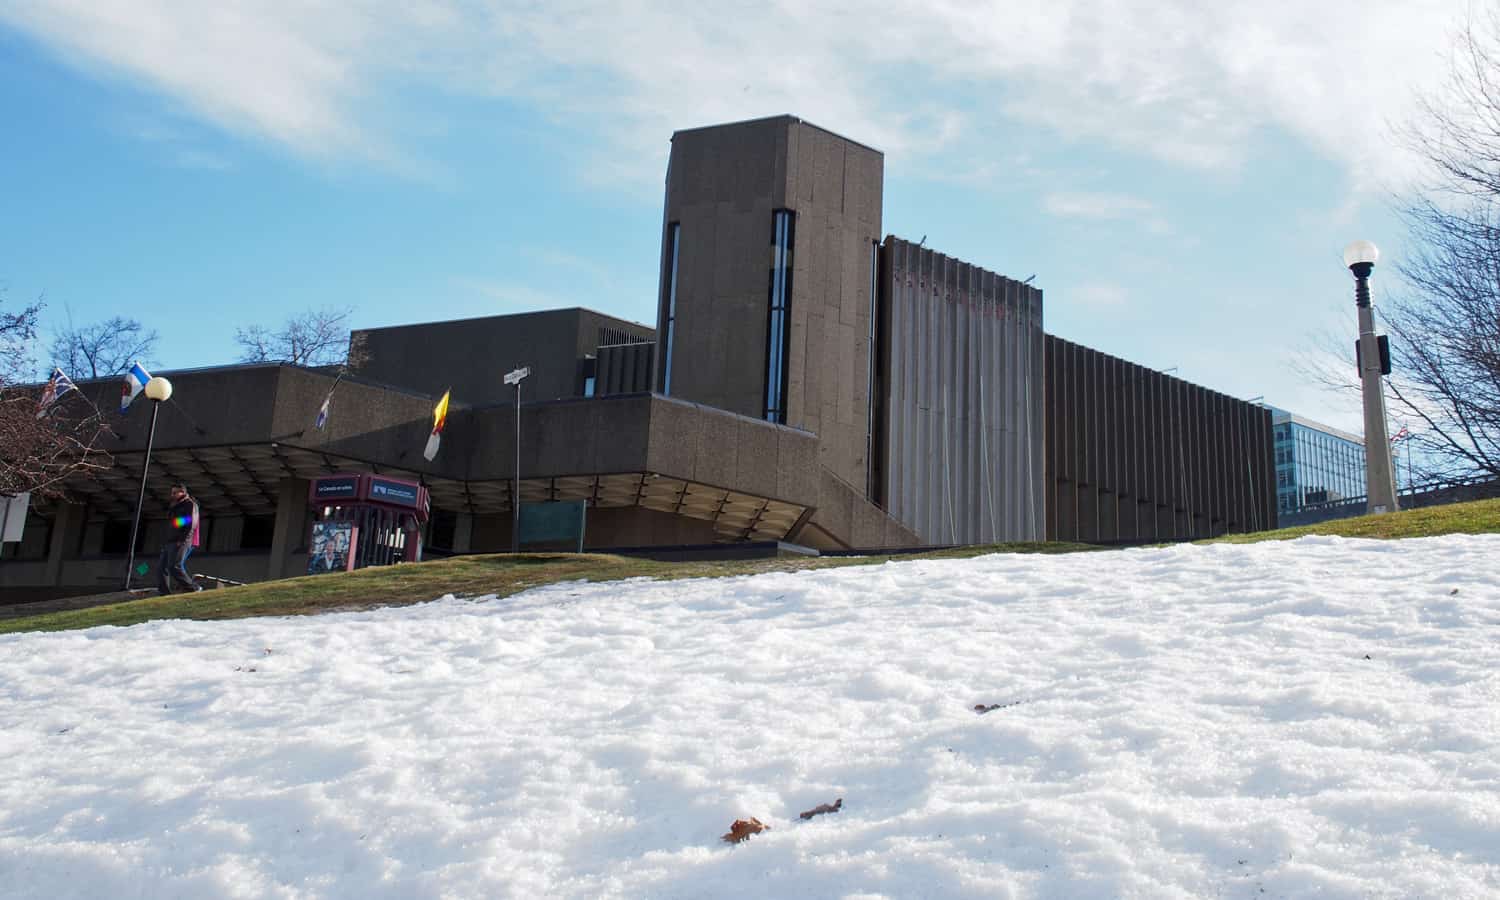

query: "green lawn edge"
(7, 496), (1496, 636)
(1, 541), (1095, 635)
(1202, 496), (1500, 544)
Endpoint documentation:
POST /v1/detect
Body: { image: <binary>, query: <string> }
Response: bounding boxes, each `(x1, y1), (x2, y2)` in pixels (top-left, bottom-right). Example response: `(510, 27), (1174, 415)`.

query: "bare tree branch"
(1, 290), (113, 496)
(1383, 11), (1500, 483)
(49, 316), (158, 380)
(235, 307), (361, 368)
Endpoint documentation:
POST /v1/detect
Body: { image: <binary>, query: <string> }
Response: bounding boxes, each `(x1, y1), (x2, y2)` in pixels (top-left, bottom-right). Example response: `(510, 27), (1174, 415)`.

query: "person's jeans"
(157, 541), (197, 593)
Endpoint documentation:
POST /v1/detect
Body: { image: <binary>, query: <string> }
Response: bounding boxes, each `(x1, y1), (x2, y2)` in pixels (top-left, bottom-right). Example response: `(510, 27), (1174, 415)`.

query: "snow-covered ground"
(3, 535), (1499, 899)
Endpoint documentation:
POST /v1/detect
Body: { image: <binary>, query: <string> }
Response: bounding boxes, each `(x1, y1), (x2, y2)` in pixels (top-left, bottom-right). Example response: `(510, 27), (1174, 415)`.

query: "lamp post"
(1343, 240), (1399, 514)
(124, 376), (173, 590)
(504, 365), (531, 552)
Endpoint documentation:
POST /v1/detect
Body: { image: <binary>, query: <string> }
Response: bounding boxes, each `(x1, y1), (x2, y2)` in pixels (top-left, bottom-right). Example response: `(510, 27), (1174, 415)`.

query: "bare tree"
(49, 315), (158, 380)
(1, 290), (42, 385)
(235, 306), (365, 369)
(1, 291), (113, 496)
(1382, 12), (1500, 482)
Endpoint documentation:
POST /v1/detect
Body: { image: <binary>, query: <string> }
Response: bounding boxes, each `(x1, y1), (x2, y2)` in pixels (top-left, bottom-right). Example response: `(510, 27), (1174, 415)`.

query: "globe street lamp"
(124, 376), (173, 589)
(1343, 240), (1399, 514)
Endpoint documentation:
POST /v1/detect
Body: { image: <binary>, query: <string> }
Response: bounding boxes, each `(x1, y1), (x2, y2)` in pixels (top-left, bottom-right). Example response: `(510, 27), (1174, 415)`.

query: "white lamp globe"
(144, 376), (173, 402)
(1343, 240), (1380, 269)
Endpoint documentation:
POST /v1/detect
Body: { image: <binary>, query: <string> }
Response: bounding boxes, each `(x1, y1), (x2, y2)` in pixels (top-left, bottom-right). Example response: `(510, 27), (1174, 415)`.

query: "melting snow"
(3, 535), (1499, 898)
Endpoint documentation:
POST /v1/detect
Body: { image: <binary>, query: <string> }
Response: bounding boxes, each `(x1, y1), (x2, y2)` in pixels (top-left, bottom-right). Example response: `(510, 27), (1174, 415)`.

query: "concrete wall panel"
(1043, 335), (1276, 542)
(878, 237), (1045, 544)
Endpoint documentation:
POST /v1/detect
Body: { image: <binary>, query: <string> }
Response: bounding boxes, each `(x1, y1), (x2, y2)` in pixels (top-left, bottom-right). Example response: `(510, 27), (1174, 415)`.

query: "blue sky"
(0, 1), (1468, 433)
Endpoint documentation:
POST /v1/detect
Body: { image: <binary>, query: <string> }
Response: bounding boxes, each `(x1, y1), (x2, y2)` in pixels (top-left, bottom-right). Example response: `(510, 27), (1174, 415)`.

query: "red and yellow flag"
(423, 389), (451, 461)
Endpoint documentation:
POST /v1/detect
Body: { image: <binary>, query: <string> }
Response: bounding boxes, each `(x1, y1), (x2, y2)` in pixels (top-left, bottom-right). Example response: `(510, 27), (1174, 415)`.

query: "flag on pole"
(422, 389), (451, 461)
(1390, 425), (1411, 443)
(120, 361), (151, 413)
(36, 367), (78, 418)
(313, 373), (343, 431)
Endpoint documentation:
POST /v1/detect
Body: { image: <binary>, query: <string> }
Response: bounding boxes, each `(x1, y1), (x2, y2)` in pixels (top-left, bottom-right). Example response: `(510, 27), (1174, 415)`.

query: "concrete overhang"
(52, 365), (822, 543)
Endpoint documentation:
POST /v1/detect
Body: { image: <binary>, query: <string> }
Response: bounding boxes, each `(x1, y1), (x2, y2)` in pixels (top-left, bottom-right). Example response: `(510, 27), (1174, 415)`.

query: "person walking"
(158, 483), (202, 594)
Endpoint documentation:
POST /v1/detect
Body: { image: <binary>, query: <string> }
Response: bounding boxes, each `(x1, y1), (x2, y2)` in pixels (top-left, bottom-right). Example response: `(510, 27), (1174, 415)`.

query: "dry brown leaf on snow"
(722, 817), (769, 844)
(798, 798), (843, 820)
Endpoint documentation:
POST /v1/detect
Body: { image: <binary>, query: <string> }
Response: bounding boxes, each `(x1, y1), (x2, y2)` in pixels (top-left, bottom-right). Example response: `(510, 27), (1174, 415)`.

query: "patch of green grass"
(10, 497), (1494, 636)
(1206, 496), (1500, 544)
(0, 541), (1096, 635)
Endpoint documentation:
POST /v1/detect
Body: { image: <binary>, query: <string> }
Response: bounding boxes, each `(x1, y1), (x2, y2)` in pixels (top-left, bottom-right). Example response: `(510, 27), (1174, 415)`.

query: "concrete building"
(653, 116), (1037, 548)
(354, 308), (653, 407)
(3, 114), (1279, 599)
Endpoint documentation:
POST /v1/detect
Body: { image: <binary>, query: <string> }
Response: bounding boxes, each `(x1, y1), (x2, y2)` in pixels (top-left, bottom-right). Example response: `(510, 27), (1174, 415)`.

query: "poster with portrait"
(307, 521), (357, 575)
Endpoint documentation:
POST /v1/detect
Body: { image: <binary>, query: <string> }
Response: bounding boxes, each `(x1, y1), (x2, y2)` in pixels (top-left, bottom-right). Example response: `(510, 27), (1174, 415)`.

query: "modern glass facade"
(1270, 408), (1365, 515)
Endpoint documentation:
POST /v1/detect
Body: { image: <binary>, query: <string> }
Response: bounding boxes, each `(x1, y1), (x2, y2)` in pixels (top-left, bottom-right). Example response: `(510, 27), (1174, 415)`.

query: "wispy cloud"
(449, 277), (572, 312)
(112, 115), (234, 171)
(170, 148), (233, 171)
(1043, 191), (1173, 235)
(521, 246), (617, 285)
(0, 1), (1466, 189)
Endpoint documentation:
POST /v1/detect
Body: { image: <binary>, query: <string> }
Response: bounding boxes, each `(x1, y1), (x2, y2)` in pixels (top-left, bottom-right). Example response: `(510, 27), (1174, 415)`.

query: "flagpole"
(1405, 437), (1413, 498)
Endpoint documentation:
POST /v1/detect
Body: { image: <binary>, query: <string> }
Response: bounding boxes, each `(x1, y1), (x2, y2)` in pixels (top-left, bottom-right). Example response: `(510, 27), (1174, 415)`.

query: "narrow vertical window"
(660, 222), (680, 395)
(866, 238), (879, 498)
(765, 210), (795, 423)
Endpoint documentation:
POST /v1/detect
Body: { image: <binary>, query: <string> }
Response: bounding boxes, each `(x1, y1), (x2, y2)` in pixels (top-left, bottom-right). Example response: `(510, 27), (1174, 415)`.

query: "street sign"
(312, 476), (360, 501)
(368, 476), (421, 509)
(504, 366), (531, 386)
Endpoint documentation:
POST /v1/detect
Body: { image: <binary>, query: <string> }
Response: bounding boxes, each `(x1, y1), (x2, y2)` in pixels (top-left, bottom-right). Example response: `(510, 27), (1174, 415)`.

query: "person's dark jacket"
(168, 497), (195, 544)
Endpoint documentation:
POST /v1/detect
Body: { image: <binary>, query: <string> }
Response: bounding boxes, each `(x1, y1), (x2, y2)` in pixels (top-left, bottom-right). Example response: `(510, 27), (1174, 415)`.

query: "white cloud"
(0, 0), (1468, 189)
(1043, 191), (1152, 219)
(1043, 191), (1175, 236)
(0, 0), (461, 165)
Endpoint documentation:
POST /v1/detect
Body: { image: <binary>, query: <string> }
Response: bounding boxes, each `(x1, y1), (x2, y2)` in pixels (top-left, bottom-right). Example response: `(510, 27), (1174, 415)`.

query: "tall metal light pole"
(504, 365), (531, 552)
(124, 376), (174, 589)
(1343, 240), (1399, 514)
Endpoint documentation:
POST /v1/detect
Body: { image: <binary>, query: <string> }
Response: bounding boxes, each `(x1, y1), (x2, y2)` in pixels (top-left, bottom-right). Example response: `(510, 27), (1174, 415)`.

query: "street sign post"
(506, 366), (531, 551)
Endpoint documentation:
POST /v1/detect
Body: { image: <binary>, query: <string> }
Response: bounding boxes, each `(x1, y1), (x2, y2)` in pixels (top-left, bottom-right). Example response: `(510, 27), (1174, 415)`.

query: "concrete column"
(267, 477), (309, 580)
(452, 513), (474, 553)
(44, 501), (86, 586)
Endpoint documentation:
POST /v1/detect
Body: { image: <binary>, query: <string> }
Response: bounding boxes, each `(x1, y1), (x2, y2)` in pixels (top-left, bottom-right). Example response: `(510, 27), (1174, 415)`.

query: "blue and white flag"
(36, 367), (78, 418)
(313, 374), (343, 431)
(120, 361), (151, 413)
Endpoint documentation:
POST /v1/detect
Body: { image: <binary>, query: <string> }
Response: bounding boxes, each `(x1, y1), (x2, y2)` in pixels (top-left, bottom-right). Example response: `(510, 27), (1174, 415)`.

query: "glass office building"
(1270, 408), (1365, 515)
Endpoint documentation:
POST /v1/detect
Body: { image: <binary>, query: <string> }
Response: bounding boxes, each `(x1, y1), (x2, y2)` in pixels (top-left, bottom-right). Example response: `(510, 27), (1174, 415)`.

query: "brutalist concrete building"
(2, 115), (1275, 598)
